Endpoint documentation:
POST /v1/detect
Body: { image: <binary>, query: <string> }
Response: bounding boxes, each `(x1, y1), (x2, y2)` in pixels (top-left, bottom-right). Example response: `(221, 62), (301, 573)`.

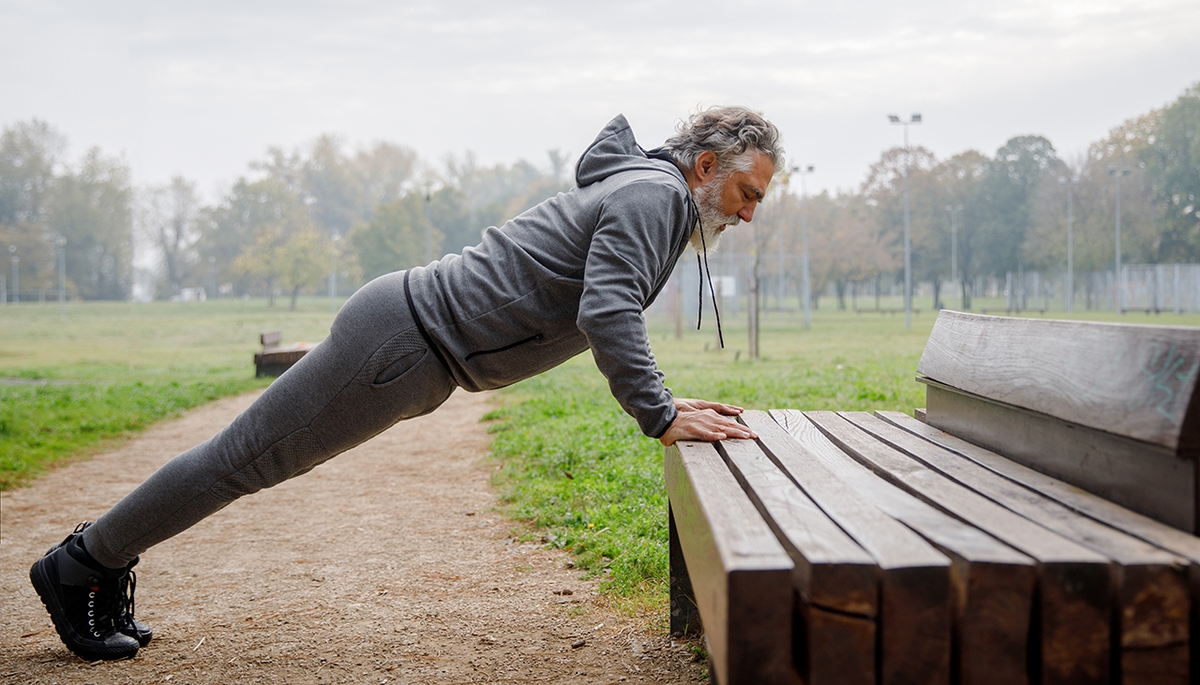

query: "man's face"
(715, 152), (775, 228)
(690, 151), (775, 251)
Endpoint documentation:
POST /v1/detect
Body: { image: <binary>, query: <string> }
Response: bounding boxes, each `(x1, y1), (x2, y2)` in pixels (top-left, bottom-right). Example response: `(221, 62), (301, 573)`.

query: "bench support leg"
(669, 504), (702, 636)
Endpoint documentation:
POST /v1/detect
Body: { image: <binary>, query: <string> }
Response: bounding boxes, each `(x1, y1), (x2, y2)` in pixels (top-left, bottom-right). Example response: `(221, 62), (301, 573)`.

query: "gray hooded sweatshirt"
(405, 114), (696, 438)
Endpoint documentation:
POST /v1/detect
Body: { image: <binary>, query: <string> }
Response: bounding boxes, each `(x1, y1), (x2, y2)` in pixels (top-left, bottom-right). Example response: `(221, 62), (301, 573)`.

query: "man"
(30, 106), (784, 660)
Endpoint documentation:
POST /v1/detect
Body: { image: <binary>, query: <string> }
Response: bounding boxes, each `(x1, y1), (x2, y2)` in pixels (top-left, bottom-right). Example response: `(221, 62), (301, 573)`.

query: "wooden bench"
(666, 310), (1200, 685)
(854, 308), (921, 316)
(253, 330), (317, 377)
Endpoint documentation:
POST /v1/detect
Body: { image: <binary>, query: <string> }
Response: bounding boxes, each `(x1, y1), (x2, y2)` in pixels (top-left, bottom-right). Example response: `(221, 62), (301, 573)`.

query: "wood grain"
(922, 381), (1196, 531)
(878, 409), (1200, 684)
(743, 411), (952, 685)
(845, 411), (1190, 685)
(805, 410), (1112, 685)
(719, 432), (878, 685)
(917, 310), (1200, 452)
(769, 409), (1036, 685)
(664, 441), (798, 685)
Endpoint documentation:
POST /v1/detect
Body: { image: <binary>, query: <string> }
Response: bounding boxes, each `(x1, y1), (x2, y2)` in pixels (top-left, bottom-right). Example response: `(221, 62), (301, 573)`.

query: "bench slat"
(719, 435), (878, 613)
(877, 409), (1200, 684)
(918, 311), (1200, 451)
(806, 410), (1113, 685)
(921, 379), (1197, 531)
(845, 411), (1190, 684)
(743, 411), (953, 685)
(719, 434), (878, 685)
(664, 441), (797, 685)
(769, 409), (1036, 685)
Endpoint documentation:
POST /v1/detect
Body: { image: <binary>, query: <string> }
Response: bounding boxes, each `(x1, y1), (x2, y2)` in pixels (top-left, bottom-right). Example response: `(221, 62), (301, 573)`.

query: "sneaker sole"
(30, 559), (139, 661)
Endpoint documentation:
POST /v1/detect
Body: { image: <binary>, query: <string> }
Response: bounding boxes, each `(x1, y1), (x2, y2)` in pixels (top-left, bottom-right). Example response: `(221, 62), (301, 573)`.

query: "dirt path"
(1, 390), (706, 684)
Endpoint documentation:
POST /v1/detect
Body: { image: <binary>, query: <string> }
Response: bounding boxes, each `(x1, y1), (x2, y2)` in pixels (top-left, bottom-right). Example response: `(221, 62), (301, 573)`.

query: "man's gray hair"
(664, 106), (785, 175)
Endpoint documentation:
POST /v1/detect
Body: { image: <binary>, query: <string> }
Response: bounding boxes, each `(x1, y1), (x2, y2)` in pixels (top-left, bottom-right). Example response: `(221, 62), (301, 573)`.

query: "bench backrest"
(917, 310), (1200, 531)
(919, 311), (1200, 451)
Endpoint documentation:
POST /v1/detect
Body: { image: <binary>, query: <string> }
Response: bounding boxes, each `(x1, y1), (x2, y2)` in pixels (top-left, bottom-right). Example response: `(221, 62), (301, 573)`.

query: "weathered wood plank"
(768, 409), (1036, 685)
(917, 310), (1200, 452)
(669, 506), (702, 636)
(741, 411), (952, 685)
(805, 410), (1112, 685)
(719, 435), (878, 614)
(800, 604), (877, 685)
(877, 409), (1200, 684)
(922, 380), (1196, 531)
(718, 434), (878, 685)
(845, 411), (1190, 685)
(664, 441), (798, 685)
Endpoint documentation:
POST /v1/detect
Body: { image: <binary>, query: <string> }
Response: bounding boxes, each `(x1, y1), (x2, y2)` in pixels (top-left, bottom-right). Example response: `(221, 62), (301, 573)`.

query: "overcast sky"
(2, 0), (1198, 201)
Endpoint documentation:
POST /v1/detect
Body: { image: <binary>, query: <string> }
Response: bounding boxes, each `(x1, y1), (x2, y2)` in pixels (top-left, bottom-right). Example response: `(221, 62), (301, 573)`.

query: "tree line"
(0, 126), (572, 307)
(2, 81), (1196, 309)
(740, 81), (1200, 311)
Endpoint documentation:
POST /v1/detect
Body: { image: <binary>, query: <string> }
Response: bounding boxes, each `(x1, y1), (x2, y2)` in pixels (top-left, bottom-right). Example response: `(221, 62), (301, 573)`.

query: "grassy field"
(4, 294), (1199, 618)
(0, 297), (339, 488)
(484, 301), (1200, 616)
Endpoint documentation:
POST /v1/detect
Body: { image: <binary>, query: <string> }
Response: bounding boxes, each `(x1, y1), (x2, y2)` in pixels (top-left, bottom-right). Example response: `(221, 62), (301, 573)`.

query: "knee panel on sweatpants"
(356, 327), (427, 386)
(208, 426), (328, 501)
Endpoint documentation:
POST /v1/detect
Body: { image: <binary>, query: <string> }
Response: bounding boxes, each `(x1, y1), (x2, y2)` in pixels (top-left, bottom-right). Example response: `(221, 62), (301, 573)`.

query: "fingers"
(659, 409), (758, 446)
(674, 397), (746, 415)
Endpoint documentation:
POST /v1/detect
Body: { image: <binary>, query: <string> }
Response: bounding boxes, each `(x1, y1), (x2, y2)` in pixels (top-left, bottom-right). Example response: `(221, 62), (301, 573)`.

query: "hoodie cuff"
(648, 405), (678, 440)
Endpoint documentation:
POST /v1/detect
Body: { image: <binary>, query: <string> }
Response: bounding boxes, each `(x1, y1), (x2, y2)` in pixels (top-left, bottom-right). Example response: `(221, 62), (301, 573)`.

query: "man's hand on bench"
(659, 398), (758, 446)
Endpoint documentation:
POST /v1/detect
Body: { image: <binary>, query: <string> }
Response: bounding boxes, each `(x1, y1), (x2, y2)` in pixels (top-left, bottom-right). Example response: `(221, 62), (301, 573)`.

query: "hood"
(575, 114), (685, 188)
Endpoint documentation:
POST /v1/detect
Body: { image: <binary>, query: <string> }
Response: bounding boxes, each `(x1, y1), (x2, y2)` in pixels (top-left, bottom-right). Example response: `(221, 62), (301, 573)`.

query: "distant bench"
(854, 308), (920, 316)
(979, 307), (1047, 315)
(253, 330), (317, 377)
(666, 310), (1200, 685)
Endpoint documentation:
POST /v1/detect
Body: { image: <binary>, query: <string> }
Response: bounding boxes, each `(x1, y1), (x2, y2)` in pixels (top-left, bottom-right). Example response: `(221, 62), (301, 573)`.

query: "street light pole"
(8, 245), (18, 304)
(57, 236), (67, 311)
(944, 204), (962, 307)
(791, 165), (815, 330)
(889, 113), (922, 329)
(1058, 176), (1079, 313)
(1109, 168), (1130, 313)
(330, 232), (341, 311)
(208, 255), (217, 301)
(423, 190), (434, 265)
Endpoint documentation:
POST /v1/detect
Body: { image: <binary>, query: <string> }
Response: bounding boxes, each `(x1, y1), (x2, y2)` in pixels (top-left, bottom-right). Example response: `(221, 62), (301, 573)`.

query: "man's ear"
(694, 150), (718, 183)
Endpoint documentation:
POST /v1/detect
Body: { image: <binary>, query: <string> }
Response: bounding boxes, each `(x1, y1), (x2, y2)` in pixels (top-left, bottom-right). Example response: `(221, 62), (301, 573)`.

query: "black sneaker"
(38, 522), (154, 646)
(30, 523), (142, 660)
(117, 557), (153, 646)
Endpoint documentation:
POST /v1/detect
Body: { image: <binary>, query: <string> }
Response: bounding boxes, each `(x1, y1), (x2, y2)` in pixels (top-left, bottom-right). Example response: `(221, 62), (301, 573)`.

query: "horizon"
(2, 1), (1198, 201)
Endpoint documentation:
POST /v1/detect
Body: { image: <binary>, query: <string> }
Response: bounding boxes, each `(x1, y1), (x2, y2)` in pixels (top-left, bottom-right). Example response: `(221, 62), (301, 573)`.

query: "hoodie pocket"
(464, 333), (545, 361)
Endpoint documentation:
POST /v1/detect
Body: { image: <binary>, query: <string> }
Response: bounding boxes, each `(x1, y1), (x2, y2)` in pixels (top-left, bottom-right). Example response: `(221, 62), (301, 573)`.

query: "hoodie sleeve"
(577, 178), (690, 438)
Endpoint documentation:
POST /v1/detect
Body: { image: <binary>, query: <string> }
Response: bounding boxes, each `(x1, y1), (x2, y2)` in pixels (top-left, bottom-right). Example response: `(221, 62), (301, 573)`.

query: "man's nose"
(738, 203), (757, 223)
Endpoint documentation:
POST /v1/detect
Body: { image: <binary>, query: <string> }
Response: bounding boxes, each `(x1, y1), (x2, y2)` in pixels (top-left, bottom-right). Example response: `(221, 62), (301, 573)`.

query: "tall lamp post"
(57, 236), (67, 311)
(791, 164), (815, 330)
(944, 204), (962, 308)
(1109, 168), (1130, 312)
(1058, 175), (1080, 313)
(889, 113), (922, 329)
(8, 245), (18, 304)
(423, 190), (434, 265)
(329, 232), (341, 311)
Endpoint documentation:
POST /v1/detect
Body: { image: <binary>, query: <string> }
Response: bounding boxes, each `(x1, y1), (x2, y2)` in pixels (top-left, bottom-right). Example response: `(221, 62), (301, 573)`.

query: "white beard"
(689, 174), (739, 252)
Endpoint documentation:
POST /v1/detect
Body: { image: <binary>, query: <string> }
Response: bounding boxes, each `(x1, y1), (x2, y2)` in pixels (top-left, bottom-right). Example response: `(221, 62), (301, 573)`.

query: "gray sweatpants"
(82, 271), (458, 569)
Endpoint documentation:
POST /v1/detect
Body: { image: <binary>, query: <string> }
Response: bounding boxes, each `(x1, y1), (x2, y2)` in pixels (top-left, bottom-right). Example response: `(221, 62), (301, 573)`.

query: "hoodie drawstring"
(694, 216), (724, 349)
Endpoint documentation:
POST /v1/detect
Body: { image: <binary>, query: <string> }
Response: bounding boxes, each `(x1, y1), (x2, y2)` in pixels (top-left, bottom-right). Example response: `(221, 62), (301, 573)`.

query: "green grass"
(6, 294), (1200, 619)
(0, 297), (339, 488)
(485, 302), (1200, 616)
(485, 306), (934, 615)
